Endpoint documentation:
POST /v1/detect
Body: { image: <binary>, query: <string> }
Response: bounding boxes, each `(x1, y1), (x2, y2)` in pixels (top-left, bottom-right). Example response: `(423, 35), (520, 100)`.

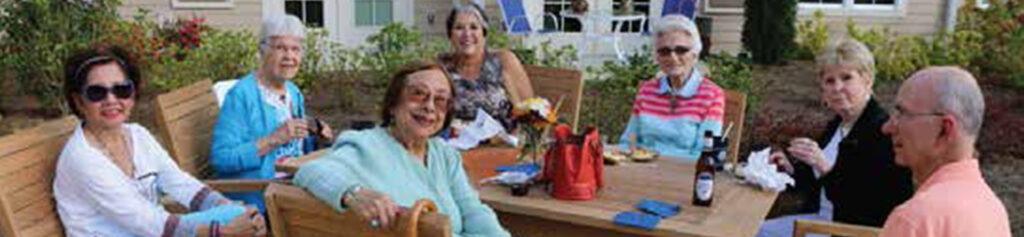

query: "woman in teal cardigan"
(210, 15), (333, 211)
(295, 61), (509, 236)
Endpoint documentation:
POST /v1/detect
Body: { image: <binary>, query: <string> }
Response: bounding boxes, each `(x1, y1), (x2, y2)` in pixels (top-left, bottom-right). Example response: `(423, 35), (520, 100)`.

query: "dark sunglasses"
(656, 46), (692, 57)
(81, 81), (135, 103)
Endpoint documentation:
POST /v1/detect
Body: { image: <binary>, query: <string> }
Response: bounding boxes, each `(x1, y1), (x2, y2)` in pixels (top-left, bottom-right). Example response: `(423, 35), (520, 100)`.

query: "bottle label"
(696, 172), (714, 201)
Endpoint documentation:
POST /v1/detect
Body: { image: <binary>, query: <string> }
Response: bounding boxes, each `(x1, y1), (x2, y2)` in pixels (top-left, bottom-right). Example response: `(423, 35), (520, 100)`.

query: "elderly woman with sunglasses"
(294, 61), (509, 237)
(755, 38), (913, 236)
(53, 45), (266, 236)
(210, 15), (333, 212)
(616, 14), (725, 160)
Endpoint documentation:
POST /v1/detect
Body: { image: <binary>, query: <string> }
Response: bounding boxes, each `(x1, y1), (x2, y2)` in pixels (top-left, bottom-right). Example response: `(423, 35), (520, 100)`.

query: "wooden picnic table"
(463, 147), (779, 237)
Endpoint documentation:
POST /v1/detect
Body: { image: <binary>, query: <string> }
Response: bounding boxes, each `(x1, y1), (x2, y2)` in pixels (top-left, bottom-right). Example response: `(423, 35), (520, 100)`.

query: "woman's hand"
(316, 120), (334, 142)
(768, 151), (794, 174)
(344, 187), (400, 228)
(787, 138), (832, 174)
(219, 207), (266, 236)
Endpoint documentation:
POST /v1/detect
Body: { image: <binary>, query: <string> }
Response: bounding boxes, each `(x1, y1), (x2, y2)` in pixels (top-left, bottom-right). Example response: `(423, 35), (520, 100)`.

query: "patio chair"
(662, 0), (698, 19)
(793, 219), (882, 237)
(497, 0), (560, 35)
(524, 65), (584, 132)
(264, 183), (452, 237)
(723, 89), (747, 164)
(0, 116), (77, 237)
(152, 79), (276, 195)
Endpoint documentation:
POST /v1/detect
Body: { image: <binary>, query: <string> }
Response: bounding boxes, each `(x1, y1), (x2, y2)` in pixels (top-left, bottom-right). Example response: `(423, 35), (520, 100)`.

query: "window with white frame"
(543, 0), (577, 32)
(799, 0), (898, 10)
(285, 0), (324, 27)
(612, 0), (650, 33)
(354, 0), (394, 26)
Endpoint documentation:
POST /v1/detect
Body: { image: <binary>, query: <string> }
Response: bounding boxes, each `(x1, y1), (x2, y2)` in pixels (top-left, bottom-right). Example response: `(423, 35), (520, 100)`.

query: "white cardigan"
(54, 123), (222, 237)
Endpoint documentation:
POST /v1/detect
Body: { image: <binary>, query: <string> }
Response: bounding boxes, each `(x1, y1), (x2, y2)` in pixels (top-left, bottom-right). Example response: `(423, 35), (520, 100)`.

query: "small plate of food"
(630, 148), (658, 162)
(603, 148), (629, 165)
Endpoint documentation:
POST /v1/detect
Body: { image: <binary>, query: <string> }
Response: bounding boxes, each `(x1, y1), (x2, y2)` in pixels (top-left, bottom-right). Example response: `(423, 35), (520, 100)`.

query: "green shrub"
(146, 29), (258, 91)
(742, 0), (798, 65)
(794, 11), (829, 60)
(704, 53), (758, 110)
(0, 0), (122, 113)
(957, 1), (1024, 88)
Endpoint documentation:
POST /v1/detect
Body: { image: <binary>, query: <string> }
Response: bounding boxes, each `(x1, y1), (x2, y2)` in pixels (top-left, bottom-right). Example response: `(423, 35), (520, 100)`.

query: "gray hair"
(911, 66), (986, 139)
(445, 2), (490, 37)
(259, 14), (306, 54)
(652, 14), (703, 55)
(817, 38), (876, 83)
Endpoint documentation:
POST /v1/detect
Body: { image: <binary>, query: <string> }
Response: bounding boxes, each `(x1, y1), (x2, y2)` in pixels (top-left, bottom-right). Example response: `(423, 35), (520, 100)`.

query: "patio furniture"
(793, 219), (882, 237)
(525, 65), (584, 132)
(264, 183), (452, 237)
(463, 147), (779, 236)
(662, 0), (698, 19)
(0, 116), (77, 237)
(497, 0), (560, 35)
(561, 9), (647, 61)
(723, 89), (747, 164)
(152, 79), (282, 192)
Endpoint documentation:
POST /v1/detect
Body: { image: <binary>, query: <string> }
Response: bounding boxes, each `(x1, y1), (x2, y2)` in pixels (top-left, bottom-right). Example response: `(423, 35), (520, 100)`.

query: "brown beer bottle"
(692, 131), (715, 206)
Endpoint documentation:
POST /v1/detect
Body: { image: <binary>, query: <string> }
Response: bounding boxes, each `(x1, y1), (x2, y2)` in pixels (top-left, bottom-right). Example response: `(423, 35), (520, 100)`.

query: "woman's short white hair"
(652, 14), (703, 55)
(259, 14), (306, 54)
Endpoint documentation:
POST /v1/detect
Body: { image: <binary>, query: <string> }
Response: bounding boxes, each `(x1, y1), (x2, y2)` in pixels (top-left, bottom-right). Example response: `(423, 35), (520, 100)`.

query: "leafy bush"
(146, 29), (258, 91)
(742, 0), (798, 65)
(958, 1), (1024, 88)
(0, 0), (122, 112)
(704, 53), (758, 109)
(793, 11), (829, 60)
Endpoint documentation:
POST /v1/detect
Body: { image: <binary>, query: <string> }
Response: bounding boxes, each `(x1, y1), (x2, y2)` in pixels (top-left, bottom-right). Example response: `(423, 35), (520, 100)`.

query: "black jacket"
(789, 98), (914, 227)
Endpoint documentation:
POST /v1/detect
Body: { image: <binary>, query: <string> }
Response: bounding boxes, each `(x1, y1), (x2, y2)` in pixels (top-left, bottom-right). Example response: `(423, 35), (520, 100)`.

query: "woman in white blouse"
(53, 45), (266, 237)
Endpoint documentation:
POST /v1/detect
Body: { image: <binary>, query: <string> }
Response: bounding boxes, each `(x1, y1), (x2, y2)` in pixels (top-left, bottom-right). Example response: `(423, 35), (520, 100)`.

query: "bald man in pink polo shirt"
(879, 66), (1011, 237)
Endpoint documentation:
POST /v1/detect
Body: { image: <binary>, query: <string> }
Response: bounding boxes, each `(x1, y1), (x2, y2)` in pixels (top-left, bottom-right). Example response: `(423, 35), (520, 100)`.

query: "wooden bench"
(793, 219), (881, 237)
(525, 65), (584, 132)
(265, 183), (452, 237)
(0, 116), (78, 237)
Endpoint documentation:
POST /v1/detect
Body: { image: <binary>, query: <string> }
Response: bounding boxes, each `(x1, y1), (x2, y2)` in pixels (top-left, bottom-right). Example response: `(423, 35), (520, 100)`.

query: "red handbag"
(543, 124), (603, 200)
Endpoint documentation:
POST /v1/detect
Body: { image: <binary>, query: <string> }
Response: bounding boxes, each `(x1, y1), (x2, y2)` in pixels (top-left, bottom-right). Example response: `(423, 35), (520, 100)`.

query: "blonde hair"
(817, 38), (876, 82)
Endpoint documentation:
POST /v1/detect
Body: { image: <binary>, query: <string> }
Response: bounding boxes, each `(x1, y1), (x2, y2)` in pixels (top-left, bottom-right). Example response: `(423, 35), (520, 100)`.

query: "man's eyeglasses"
(82, 80), (135, 103)
(889, 105), (944, 121)
(656, 46), (692, 57)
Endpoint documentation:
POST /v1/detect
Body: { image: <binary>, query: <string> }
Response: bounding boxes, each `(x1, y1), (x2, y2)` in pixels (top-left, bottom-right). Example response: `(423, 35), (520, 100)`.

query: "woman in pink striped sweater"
(616, 14), (725, 160)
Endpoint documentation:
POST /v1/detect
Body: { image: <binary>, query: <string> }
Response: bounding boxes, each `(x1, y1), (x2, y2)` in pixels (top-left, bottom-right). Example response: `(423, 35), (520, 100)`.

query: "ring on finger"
(370, 219), (380, 228)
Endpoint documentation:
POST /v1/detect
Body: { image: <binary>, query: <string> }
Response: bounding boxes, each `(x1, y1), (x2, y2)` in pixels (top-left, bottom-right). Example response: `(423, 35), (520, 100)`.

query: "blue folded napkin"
(613, 211), (660, 230)
(635, 199), (681, 218)
(495, 163), (541, 176)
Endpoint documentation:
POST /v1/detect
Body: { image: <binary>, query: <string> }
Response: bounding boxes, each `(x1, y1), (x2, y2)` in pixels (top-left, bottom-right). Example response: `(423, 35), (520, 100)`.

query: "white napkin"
(735, 148), (795, 192)
(446, 109), (514, 150)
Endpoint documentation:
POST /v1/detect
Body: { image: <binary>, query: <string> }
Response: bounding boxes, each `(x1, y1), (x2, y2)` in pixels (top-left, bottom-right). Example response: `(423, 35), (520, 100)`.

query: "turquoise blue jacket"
(210, 72), (314, 211)
(295, 127), (510, 237)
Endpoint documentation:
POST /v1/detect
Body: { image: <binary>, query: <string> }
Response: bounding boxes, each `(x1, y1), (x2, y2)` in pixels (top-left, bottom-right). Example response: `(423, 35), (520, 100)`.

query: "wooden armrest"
(204, 178), (280, 193)
(275, 149), (329, 175)
(793, 219), (882, 237)
(265, 183), (452, 237)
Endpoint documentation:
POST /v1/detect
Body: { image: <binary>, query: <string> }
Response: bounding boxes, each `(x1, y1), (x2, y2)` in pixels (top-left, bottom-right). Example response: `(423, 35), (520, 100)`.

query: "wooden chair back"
(153, 79), (219, 179)
(793, 219), (881, 237)
(0, 116), (78, 237)
(265, 183), (452, 237)
(525, 65), (584, 132)
(723, 89), (747, 164)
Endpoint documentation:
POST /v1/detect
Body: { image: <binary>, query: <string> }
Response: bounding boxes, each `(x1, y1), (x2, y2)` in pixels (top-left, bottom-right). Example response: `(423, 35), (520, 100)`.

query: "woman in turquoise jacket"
(295, 61), (509, 236)
(210, 15), (332, 211)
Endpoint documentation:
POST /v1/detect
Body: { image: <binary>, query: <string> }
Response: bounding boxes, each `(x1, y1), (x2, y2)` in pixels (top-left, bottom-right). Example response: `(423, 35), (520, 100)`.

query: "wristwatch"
(341, 184), (362, 208)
